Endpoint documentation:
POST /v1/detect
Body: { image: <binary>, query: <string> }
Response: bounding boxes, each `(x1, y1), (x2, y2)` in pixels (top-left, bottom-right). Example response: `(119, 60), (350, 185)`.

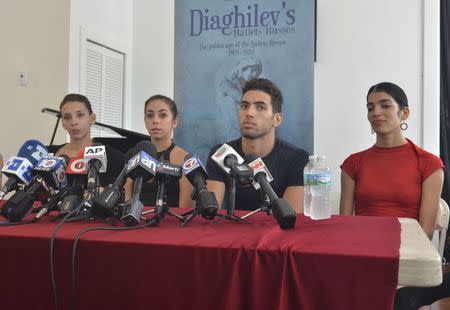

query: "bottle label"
(307, 173), (331, 186)
(304, 172), (310, 184)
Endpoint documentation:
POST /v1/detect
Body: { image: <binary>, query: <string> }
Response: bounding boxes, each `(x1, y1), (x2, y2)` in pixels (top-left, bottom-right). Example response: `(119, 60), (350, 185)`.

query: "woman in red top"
(340, 82), (444, 239)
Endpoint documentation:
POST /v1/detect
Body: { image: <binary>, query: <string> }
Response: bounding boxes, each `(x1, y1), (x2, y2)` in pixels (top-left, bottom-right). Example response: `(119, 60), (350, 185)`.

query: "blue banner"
(175, 0), (314, 161)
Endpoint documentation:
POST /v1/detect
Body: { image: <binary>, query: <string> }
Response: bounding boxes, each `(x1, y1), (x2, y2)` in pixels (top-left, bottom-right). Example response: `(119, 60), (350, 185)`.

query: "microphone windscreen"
(125, 145), (143, 161)
(223, 154), (238, 168)
(17, 140), (48, 165)
(134, 141), (157, 158)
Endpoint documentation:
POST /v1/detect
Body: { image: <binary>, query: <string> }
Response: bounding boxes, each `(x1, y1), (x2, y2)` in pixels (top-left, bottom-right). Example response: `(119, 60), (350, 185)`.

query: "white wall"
(0, 0), (70, 160)
(315, 0), (425, 194)
(68, 0), (134, 127)
(131, 0), (175, 134)
(131, 0), (439, 196)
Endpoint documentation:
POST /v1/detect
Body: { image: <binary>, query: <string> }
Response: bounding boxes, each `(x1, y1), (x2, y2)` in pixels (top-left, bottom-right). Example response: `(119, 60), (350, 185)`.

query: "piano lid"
(42, 107), (150, 153)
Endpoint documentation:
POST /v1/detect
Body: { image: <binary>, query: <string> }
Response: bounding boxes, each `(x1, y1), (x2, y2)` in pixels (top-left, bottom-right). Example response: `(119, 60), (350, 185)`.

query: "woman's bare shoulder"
(170, 145), (189, 165)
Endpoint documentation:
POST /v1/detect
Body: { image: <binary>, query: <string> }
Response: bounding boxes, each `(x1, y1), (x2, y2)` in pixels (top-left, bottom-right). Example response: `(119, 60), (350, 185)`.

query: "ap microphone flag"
(83, 145), (107, 173)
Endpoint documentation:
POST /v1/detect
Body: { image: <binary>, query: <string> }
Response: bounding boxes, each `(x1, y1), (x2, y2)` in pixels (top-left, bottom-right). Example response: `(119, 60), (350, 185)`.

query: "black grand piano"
(42, 108), (149, 154)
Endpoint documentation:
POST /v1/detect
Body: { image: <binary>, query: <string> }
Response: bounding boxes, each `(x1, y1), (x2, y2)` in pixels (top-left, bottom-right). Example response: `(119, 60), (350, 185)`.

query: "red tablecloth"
(0, 211), (400, 310)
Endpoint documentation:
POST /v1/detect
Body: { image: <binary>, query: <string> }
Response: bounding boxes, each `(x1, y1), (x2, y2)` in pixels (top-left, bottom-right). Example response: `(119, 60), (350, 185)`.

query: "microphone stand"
(62, 191), (96, 222)
(241, 192), (273, 219)
(41, 107), (62, 146)
(180, 188), (202, 227)
(63, 177), (111, 223)
(215, 176), (249, 223)
(50, 118), (61, 146)
(142, 177), (184, 226)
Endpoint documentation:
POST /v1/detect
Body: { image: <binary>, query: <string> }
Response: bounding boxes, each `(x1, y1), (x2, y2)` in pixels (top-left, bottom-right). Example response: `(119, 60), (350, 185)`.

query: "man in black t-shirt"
(206, 78), (309, 212)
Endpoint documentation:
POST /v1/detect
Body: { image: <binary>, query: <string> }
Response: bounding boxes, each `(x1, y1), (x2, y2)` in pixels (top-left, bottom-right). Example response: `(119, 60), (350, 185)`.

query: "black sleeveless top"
(140, 143), (180, 207)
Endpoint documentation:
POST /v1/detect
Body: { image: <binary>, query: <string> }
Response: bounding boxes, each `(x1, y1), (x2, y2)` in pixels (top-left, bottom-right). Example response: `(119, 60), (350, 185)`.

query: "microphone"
(60, 146), (108, 221)
(156, 161), (182, 180)
(0, 139), (49, 198)
(182, 154), (218, 221)
(121, 141), (158, 226)
(33, 155), (70, 220)
(0, 191), (35, 222)
(17, 139), (49, 165)
(154, 160), (182, 208)
(182, 154), (208, 192)
(211, 143), (244, 173)
(224, 154), (254, 186)
(211, 144), (253, 185)
(32, 156), (68, 190)
(65, 149), (87, 188)
(33, 186), (70, 221)
(247, 156), (297, 229)
(1, 155), (68, 222)
(66, 150), (87, 175)
(83, 145), (107, 193)
(91, 163), (128, 219)
(58, 184), (84, 216)
(144, 159), (185, 225)
(0, 156), (34, 198)
(58, 150), (87, 217)
(247, 156), (274, 190)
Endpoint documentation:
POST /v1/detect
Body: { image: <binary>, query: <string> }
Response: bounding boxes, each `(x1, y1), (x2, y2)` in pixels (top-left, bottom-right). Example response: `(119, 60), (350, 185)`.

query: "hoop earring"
(400, 122), (408, 130)
(371, 128), (374, 135)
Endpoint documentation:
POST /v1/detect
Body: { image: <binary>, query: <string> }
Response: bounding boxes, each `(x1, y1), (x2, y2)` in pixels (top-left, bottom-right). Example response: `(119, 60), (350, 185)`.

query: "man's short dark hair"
(242, 78), (283, 113)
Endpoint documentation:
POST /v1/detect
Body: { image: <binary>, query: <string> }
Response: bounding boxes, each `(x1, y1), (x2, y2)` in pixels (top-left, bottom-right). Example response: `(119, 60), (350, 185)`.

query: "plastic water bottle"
(310, 156), (331, 220)
(303, 155), (317, 217)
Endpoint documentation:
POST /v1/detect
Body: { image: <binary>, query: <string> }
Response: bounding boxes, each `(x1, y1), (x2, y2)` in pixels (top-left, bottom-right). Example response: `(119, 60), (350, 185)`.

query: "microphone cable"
(69, 220), (157, 310)
(50, 199), (86, 310)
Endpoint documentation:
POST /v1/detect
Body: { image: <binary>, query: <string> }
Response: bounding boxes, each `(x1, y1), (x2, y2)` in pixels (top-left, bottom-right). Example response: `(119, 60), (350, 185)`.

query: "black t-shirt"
(47, 144), (125, 187)
(206, 138), (309, 211)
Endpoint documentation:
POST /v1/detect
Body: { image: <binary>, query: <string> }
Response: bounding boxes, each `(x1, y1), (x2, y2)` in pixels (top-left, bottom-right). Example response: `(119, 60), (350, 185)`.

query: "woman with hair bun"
(340, 82), (444, 239)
